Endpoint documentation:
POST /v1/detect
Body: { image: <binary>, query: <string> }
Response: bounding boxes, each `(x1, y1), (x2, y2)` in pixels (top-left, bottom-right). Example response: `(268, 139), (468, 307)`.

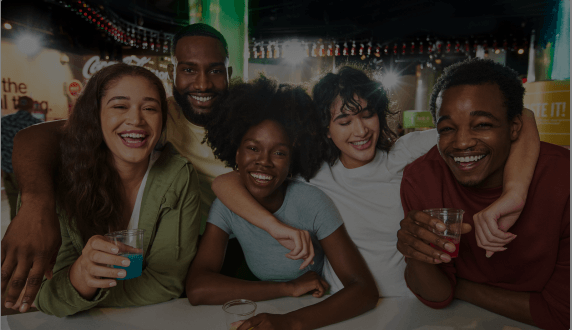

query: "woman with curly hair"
(186, 77), (377, 330)
(22, 63), (201, 317)
(211, 64), (540, 297)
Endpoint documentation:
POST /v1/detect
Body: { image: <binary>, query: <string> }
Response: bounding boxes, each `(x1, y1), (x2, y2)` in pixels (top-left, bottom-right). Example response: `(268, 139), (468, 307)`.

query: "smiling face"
(435, 83), (522, 188)
(171, 36), (232, 126)
(100, 75), (163, 169)
(327, 95), (380, 169)
(236, 120), (292, 213)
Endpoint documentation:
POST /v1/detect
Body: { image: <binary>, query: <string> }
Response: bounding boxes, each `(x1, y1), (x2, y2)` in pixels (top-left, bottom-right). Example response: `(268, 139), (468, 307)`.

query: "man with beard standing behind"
(163, 24), (234, 232)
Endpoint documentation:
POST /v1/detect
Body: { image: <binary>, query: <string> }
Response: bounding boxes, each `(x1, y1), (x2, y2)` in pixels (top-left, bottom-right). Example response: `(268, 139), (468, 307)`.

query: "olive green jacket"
(34, 144), (201, 317)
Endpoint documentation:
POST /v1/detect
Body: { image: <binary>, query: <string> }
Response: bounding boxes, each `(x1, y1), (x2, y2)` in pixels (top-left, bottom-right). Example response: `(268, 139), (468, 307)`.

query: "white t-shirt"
(298, 129), (438, 296)
(127, 150), (161, 230)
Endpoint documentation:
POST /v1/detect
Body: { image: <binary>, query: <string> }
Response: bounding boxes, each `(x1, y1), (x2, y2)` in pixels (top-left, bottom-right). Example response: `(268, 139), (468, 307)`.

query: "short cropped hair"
(205, 77), (323, 181)
(429, 58), (524, 122)
(171, 23), (229, 59)
(312, 66), (397, 166)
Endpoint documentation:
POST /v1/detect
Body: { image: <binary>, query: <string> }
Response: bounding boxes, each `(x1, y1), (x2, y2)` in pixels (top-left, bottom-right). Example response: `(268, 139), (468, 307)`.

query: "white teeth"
(454, 155), (485, 163)
(351, 139), (369, 146)
(121, 133), (145, 138)
(250, 173), (273, 181)
(191, 95), (213, 102)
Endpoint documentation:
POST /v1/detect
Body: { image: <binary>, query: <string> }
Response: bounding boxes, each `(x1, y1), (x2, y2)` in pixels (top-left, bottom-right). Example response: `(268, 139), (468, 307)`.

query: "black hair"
(429, 58), (524, 122)
(312, 66), (397, 166)
(171, 23), (229, 59)
(205, 77), (323, 181)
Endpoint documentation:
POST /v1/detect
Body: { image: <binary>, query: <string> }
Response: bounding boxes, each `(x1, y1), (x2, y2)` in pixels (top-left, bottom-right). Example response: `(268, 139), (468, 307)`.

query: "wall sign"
(67, 79), (83, 97)
(524, 80), (570, 146)
(403, 110), (434, 128)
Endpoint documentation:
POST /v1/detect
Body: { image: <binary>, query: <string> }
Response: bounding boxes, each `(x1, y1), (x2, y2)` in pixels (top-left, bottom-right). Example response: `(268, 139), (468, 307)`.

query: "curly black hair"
(205, 77), (323, 181)
(429, 58), (524, 122)
(312, 66), (397, 166)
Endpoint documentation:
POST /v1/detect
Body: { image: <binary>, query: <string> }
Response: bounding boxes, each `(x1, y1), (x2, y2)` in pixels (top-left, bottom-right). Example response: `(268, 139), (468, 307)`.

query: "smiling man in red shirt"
(397, 58), (569, 330)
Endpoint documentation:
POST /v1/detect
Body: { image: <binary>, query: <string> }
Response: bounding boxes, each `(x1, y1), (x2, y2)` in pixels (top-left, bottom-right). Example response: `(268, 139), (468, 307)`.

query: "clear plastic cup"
(423, 208), (465, 258)
(105, 229), (145, 280)
(223, 299), (257, 330)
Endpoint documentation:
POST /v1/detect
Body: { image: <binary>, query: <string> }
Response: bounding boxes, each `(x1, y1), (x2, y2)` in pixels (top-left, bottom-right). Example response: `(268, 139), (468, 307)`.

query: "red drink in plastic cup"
(430, 236), (460, 258)
(424, 208), (464, 259)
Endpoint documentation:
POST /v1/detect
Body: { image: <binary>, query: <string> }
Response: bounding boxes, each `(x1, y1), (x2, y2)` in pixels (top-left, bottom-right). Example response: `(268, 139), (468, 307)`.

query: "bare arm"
(503, 109), (539, 203)
(186, 224), (318, 304)
(398, 210), (471, 304)
(473, 109), (540, 256)
(455, 278), (534, 325)
(238, 225), (378, 330)
(212, 172), (314, 268)
(405, 259), (452, 303)
(1, 120), (65, 311)
(283, 226), (378, 330)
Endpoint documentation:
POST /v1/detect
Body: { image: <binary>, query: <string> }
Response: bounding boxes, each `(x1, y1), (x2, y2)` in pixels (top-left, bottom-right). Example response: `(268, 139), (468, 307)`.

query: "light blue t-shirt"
(208, 181), (344, 282)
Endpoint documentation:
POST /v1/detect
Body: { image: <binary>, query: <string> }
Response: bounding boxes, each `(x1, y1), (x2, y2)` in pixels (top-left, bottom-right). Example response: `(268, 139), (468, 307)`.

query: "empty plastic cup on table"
(105, 229), (145, 280)
(223, 299), (257, 330)
(423, 208), (465, 258)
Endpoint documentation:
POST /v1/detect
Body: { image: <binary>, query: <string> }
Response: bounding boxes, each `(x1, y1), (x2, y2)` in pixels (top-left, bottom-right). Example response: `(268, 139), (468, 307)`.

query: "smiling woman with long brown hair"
(13, 63), (202, 317)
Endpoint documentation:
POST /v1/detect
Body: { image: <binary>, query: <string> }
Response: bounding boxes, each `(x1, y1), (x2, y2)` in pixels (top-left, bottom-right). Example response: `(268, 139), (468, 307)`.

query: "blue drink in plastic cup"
(105, 229), (145, 280)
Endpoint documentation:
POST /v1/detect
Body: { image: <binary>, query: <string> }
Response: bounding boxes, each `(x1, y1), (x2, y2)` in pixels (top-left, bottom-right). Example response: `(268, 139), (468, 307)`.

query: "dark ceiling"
(0, 0), (556, 54)
(249, 0), (554, 41)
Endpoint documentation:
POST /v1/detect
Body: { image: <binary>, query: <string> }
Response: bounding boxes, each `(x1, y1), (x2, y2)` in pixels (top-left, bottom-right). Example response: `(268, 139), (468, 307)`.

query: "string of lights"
(53, 0), (175, 53)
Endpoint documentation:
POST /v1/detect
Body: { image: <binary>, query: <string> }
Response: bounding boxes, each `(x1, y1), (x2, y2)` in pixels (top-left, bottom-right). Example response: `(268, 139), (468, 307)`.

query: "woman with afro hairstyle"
(211, 62), (541, 297)
(185, 77), (377, 330)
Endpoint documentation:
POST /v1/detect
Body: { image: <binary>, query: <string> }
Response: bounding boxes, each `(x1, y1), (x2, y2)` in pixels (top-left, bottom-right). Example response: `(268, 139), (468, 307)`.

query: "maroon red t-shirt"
(401, 142), (569, 330)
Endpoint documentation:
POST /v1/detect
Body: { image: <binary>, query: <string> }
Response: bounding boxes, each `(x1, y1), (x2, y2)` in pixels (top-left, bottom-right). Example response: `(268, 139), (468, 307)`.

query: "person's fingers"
(460, 223), (472, 235)
(312, 277), (326, 297)
(1, 255), (17, 297)
(410, 210), (447, 232)
(483, 216), (512, 240)
(482, 246), (508, 252)
(85, 262), (127, 280)
(85, 275), (117, 289)
(312, 277), (329, 297)
(87, 250), (130, 268)
(18, 261), (49, 312)
(396, 231), (448, 264)
(475, 225), (511, 248)
(297, 232), (314, 269)
(89, 237), (120, 255)
(478, 219), (513, 244)
(288, 232), (303, 257)
(3, 262), (32, 308)
(401, 221), (456, 254)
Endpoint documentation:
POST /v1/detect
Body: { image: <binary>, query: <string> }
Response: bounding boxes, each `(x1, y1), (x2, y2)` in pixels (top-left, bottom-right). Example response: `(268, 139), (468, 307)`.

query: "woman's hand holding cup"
(69, 235), (130, 299)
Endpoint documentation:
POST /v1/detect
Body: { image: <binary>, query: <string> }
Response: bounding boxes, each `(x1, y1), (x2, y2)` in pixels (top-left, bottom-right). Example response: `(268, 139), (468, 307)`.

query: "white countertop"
(3, 295), (540, 330)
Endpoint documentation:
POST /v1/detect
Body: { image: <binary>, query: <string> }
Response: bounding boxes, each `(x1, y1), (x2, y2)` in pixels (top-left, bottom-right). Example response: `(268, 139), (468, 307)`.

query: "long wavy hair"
(57, 63), (168, 244)
(312, 66), (397, 166)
